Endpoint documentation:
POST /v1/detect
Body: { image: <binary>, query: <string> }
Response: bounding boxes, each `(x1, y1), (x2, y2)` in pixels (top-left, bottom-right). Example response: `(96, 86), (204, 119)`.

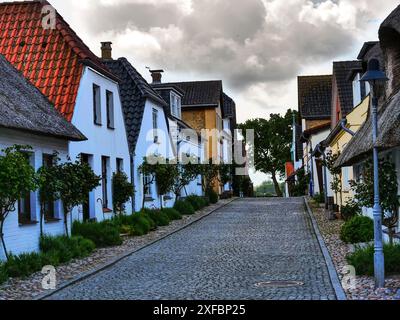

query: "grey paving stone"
(47, 198), (336, 300)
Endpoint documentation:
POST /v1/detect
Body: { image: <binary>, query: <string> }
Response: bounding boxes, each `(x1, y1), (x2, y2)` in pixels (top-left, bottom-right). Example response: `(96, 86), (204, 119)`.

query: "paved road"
(47, 198), (336, 300)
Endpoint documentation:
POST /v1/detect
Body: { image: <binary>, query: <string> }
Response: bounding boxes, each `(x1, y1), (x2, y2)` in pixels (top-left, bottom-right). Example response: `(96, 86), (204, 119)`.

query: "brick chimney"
(101, 42), (113, 60)
(150, 69), (164, 84)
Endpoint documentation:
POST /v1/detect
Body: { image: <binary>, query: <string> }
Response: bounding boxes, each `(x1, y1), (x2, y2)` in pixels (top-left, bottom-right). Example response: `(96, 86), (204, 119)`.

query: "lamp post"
(360, 58), (389, 288)
(315, 143), (328, 209)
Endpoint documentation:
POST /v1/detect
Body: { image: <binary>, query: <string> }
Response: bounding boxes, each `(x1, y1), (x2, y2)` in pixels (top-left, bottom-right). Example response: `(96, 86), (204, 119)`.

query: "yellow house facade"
(327, 95), (369, 206)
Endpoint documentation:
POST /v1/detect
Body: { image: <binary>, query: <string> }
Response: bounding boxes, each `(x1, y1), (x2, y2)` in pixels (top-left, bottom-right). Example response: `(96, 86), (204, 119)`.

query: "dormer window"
(170, 92), (181, 118)
(352, 72), (370, 107)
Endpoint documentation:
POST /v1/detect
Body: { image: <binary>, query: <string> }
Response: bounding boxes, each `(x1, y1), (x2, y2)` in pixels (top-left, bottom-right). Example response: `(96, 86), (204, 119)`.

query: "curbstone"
(304, 197), (347, 301)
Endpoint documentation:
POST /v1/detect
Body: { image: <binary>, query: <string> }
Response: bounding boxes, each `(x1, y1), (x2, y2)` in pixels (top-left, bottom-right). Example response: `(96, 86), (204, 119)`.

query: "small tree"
(324, 151), (342, 208)
(198, 160), (220, 195)
(218, 163), (232, 190)
(138, 157), (158, 210)
(154, 160), (178, 209)
(0, 146), (37, 259)
(37, 152), (62, 236)
(350, 158), (399, 244)
(172, 159), (201, 204)
(57, 156), (101, 236)
(112, 172), (134, 215)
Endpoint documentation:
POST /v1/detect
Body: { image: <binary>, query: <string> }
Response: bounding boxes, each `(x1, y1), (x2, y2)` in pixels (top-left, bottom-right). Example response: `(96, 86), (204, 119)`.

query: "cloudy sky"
(9, 0), (400, 185)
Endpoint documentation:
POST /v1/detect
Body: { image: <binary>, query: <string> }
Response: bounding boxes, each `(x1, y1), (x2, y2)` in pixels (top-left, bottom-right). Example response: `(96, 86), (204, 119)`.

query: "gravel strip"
(308, 200), (400, 300)
(0, 199), (235, 301)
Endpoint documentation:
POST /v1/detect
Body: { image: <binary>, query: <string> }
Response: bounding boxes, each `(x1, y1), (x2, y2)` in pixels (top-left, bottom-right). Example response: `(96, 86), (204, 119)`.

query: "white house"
(103, 49), (176, 212)
(151, 75), (204, 198)
(0, 54), (86, 259)
(0, 2), (133, 223)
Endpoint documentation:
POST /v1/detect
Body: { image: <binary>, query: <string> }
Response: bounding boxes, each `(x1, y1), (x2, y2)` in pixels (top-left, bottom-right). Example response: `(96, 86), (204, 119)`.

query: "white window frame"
(152, 108), (159, 143)
(170, 92), (181, 118)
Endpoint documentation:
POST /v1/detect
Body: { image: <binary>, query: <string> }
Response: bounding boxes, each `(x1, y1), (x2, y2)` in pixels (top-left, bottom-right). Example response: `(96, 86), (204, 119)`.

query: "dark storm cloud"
(77, 0), (398, 91)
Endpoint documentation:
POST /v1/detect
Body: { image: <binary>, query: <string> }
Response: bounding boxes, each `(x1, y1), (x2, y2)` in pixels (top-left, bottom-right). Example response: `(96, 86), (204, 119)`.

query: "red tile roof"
(0, 1), (116, 121)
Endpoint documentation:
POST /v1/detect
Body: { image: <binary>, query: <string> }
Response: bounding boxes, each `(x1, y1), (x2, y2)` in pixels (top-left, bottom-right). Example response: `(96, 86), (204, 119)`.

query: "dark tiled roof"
(103, 58), (167, 153)
(357, 41), (380, 60)
(0, 54), (85, 141)
(0, 1), (116, 121)
(298, 75), (332, 119)
(164, 80), (223, 107)
(222, 92), (237, 129)
(333, 61), (362, 117)
(222, 93), (236, 118)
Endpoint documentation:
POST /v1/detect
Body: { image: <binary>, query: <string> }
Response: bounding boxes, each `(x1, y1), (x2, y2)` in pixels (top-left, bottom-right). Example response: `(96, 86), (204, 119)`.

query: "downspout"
(340, 119), (356, 137)
(130, 152), (136, 214)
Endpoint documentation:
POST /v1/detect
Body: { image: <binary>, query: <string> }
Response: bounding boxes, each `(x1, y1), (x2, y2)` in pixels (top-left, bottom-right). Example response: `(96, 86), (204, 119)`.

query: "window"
(93, 84), (102, 125)
(143, 174), (152, 197)
(170, 92), (181, 118)
(18, 152), (33, 224)
(152, 108), (159, 143)
(101, 156), (110, 208)
(116, 158), (124, 173)
(42, 154), (55, 220)
(106, 90), (115, 129)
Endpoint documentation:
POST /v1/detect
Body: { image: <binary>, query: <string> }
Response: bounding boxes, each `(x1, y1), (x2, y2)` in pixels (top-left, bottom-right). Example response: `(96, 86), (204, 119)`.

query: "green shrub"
(174, 200), (195, 215)
(40, 235), (95, 262)
(340, 216), (374, 244)
(341, 202), (361, 222)
(202, 196), (210, 207)
(313, 193), (325, 204)
(207, 190), (219, 204)
(5, 252), (43, 278)
(72, 220), (122, 247)
(347, 244), (400, 276)
(162, 208), (182, 220)
(186, 195), (208, 211)
(40, 250), (61, 267)
(131, 213), (152, 236)
(142, 209), (170, 227)
(0, 263), (8, 285)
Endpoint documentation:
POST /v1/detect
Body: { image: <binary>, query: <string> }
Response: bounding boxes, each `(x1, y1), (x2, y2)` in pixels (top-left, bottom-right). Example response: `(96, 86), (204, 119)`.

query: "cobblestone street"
(46, 198), (337, 300)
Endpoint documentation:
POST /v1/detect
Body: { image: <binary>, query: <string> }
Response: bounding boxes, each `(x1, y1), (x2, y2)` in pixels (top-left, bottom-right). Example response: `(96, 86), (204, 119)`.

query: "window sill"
(45, 218), (62, 224)
(19, 220), (39, 227)
(103, 208), (113, 214)
(145, 197), (155, 202)
(163, 196), (173, 201)
(107, 126), (115, 130)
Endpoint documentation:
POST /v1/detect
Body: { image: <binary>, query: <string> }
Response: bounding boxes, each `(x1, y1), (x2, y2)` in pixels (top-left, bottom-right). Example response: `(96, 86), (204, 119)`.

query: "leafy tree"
(197, 160), (220, 195)
(112, 172), (134, 215)
(139, 156), (178, 209)
(219, 163), (232, 189)
(172, 159), (201, 204)
(350, 158), (399, 244)
(0, 146), (37, 259)
(57, 156), (101, 236)
(239, 110), (296, 197)
(324, 151), (342, 207)
(291, 167), (310, 197)
(37, 152), (62, 236)
(154, 160), (178, 209)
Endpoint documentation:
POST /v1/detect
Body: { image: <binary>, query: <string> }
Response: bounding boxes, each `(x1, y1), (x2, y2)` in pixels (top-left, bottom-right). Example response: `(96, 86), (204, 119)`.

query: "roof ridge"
(116, 57), (167, 105)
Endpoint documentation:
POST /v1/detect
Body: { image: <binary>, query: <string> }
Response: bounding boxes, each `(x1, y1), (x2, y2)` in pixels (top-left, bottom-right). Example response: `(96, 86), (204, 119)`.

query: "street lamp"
(360, 58), (389, 288)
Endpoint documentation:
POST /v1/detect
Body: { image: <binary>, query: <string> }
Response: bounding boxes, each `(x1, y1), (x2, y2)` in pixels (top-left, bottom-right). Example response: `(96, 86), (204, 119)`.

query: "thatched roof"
(0, 54), (86, 141)
(335, 91), (400, 168)
(335, 5), (400, 168)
